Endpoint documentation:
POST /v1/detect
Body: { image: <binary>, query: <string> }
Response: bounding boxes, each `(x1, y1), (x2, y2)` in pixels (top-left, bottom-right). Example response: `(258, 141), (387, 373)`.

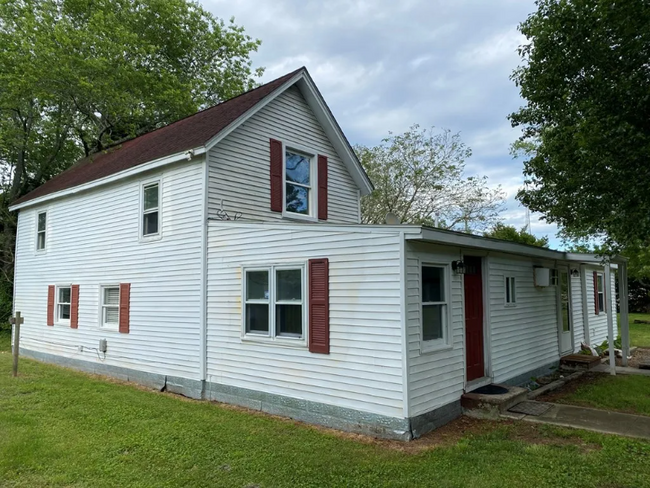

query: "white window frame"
(55, 284), (72, 325)
(282, 141), (318, 222)
(420, 262), (452, 353)
(140, 178), (162, 241)
(596, 272), (606, 314)
(35, 210), (47, 252)
(241, 263), (307, 347)
(99, 285), (120, 330)
(505, 276), (517, 306)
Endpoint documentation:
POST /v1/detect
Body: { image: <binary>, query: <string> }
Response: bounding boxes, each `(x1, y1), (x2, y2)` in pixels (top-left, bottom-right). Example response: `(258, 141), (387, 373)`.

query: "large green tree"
(356, 125), (505, 232)
(484, 223), (549, 248)
(510, 0), (650, 253)
(0, 0), (262, 321)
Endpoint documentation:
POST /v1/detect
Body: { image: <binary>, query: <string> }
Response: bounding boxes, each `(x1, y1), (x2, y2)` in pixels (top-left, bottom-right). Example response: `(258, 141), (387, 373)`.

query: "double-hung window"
(421, 264), (449, 349)
(101, 286), (120, 329)
(505, 276), (516, 305)
(36, 211), (47, 250)
(142, 181), (160, 237)
(285, 149), (313, 217)
(56, 286), (71, 323)
(243, 265), (305, 340)
(596, 273), (605, 313)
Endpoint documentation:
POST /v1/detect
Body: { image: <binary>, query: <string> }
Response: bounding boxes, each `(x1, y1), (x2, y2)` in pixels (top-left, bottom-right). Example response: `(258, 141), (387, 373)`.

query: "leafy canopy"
(510, 0), (650, 253)
(484, 223), (549, 248)
(356, 125), (505, 233)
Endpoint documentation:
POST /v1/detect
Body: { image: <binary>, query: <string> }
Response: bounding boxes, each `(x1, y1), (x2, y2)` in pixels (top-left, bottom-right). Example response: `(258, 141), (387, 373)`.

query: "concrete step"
(461, 384), (529, 419)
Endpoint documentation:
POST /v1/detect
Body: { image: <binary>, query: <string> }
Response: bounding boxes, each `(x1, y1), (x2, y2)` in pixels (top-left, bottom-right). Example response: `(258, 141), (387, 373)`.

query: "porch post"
(580, 264), (591, 345)
(620, 261), (630, 367)
(605, 263), (616, 375)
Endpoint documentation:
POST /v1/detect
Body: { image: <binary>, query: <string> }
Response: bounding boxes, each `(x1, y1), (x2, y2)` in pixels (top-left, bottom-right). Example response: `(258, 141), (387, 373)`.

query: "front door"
(464, 256), (485, 382)
(558, 269), (573, 355)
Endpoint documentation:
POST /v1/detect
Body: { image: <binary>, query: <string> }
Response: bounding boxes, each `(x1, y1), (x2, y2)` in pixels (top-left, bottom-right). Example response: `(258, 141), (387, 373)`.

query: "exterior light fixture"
(452, 260), (466, 275)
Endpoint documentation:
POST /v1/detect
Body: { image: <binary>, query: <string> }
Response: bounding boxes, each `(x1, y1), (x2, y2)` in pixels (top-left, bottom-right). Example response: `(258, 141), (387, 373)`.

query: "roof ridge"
(90, 67), (305, 155)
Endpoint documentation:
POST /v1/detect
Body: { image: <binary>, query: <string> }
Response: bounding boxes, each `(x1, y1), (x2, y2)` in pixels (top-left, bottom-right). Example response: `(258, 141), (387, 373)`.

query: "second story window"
(285, 149), (312, 217)
(142, 181), (160, 237)
(36, 211), (47, 250)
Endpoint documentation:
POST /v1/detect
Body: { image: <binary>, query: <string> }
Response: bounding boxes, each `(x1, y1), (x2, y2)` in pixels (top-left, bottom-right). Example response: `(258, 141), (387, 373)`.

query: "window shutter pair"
(269, 139), (328, 220)
(308, 258), (330, 354)
(46, 283), (131, 332)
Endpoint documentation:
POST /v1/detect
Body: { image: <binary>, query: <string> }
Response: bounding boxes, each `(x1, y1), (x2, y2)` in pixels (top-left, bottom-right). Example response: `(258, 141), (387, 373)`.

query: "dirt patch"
(535, 371), (604, 404)
(617, 347), (650, 368)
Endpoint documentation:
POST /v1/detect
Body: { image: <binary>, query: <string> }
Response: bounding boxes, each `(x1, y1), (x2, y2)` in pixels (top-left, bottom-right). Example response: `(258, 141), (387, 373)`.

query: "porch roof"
(406, 226), (627, 265)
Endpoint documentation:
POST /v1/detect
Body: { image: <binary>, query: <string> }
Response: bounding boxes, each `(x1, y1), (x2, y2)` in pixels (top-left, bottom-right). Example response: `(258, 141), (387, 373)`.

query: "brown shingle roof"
(13, 68), (303, 206)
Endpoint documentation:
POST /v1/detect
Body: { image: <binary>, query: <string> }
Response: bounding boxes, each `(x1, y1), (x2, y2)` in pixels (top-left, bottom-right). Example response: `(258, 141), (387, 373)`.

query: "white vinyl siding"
(207, 85), (360, 223)
(14, 159), (204, 380)
(584, 267), (618, 346)
(405, 243), (465, 418)
(489, 256), (560, 384)
(207, 222), (404, 418)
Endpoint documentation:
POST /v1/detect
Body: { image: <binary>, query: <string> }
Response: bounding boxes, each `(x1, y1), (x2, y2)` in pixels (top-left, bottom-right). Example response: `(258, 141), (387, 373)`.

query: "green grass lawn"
(549, 373), (650, 417)
(3, 336), (650, 487)
(627, 313), (650, 347)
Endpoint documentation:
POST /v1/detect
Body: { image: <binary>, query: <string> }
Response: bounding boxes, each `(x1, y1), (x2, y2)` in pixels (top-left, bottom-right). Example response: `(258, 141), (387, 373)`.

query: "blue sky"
(206, 0), (562, 247)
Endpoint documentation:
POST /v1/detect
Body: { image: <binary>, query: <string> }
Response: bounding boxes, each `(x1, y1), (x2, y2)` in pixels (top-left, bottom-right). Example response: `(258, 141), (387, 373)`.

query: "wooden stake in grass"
(10, 311), (23, 377)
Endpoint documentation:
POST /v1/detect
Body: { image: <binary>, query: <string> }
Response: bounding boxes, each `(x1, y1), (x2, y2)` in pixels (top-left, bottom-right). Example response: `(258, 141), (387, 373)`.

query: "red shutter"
(309, 258), (330, 354)
(47, 285), (55, 326)
(593, 271), (599, 315)
(119, 283), (131, 334)
(318, 155), (328, 220)
(70, 285), (79, 329)
(602, 273), (607, 313)
(270, 138), (283, 212)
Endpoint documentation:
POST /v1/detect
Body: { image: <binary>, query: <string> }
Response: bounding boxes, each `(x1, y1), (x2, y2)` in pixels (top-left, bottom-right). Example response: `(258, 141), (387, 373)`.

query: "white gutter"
(9, 147), (206, 211)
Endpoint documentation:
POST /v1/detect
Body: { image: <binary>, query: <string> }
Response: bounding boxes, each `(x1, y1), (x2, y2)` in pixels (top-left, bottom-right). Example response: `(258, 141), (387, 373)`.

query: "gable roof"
(11, 67), (373, 210)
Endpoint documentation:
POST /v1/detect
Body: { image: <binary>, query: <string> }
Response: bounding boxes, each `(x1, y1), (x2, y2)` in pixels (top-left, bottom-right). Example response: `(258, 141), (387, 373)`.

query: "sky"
(205, 0), (562, 247)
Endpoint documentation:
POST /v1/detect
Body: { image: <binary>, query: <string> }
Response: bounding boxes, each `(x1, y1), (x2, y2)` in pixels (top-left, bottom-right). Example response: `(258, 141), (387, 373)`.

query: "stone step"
(461, 384), (529, 419)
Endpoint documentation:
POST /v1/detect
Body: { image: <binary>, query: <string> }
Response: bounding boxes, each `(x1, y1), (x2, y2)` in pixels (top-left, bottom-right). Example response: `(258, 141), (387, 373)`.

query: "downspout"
(199, 154), (209, 396)
(399, 231), (411, 437)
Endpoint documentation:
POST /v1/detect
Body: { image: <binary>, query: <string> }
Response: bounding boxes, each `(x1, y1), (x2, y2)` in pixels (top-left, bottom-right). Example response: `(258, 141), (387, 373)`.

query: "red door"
(464, 256), (484, 382)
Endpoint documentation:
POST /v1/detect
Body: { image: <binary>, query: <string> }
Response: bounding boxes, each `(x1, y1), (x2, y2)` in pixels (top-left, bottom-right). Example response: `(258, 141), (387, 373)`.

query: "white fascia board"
(204, 72), (305, 151)
(207, 219), (421, 237)
(9, 147), (206, 211)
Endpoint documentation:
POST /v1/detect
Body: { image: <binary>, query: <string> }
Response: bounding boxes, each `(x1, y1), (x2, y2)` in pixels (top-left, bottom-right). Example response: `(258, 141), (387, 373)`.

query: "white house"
(10, 67), (630, 440)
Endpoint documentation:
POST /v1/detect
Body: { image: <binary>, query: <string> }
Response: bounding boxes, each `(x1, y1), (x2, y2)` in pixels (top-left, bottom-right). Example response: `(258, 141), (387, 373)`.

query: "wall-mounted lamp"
(452, 260), (466, 275)
(570, 268), (580, 278)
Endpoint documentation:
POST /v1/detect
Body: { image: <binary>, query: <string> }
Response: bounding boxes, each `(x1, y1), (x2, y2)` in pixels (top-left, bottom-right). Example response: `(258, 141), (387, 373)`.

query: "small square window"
(242, 266), (305, 341)
(505, 276), (516, 305)
(36, 211), (47, 250)
(101, 286), (120, 328)
(56, 286), (71, 323)
(142, 182), (160, 237)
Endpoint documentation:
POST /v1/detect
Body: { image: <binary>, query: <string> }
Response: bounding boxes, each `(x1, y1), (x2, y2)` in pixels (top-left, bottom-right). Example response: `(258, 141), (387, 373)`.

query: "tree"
(0, 0), (263, 322)
(510, 0), (650, 254)
(484, 223), (549, 248)
(356, 125), (505, 233)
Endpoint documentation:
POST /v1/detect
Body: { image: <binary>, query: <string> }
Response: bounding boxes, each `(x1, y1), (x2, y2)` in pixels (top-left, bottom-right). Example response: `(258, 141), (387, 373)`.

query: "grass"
(548, 373), (650, 417)
(627, 313), (650, 347)
(2, 337), (650, 487)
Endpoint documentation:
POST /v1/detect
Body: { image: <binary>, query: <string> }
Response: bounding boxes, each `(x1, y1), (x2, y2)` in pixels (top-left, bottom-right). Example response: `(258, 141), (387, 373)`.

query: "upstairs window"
(36, 211), (47, 250)
(285, 149), (313, 217)
(243, 265), (305, 340)
(505, 276), (516, 305)
(421, 265), (449, 349)
(142, 181), (160, 237)
(56, 286), (71, 323)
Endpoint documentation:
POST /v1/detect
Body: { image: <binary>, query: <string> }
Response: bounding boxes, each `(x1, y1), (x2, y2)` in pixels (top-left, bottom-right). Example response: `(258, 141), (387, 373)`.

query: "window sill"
(241, 334), (307, 349)
(100, 325), (119, 332)
(139, 233), (163, 243)
(504, 303), (517, 308)
(53, 322), (71, 327)
(282, 211), (318, 223)
(420, 341), (453, 355)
